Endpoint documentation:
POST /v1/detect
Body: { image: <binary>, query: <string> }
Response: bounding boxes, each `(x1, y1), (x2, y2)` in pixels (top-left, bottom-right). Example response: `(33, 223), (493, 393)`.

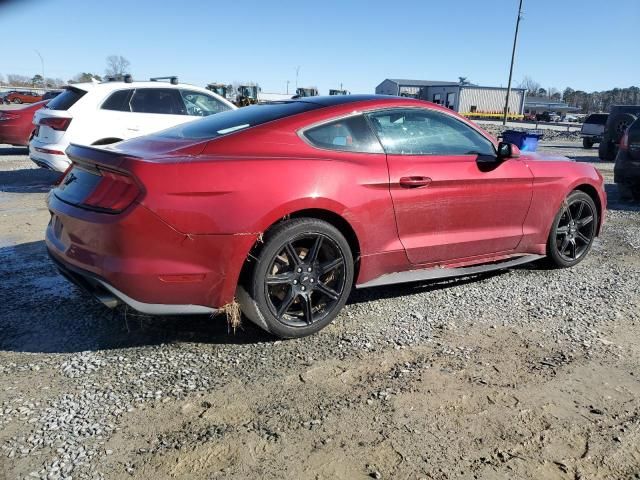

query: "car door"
(366, 108), (533, 265)
(94, 88), (134, 141)
(127, 88), (188, 137)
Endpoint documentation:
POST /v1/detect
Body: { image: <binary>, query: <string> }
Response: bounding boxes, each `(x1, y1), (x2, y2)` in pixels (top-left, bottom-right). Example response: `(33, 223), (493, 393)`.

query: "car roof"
(68, 81), (214, 93)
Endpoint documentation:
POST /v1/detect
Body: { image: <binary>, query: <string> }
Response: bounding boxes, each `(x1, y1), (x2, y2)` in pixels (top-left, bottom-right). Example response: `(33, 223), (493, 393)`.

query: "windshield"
(158, 101), (322, 140)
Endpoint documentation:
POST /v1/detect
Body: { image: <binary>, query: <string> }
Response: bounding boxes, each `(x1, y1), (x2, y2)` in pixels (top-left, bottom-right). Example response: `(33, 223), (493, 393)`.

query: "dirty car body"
(46, 95), (606, 337)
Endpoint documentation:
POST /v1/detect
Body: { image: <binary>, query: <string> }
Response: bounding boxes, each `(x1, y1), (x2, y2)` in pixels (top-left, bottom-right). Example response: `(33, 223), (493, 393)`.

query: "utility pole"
(295, 66), (300, 89)
(35, 50), (45, 89)
(286, 80), (290, 94)
(503, 0), (523, 126)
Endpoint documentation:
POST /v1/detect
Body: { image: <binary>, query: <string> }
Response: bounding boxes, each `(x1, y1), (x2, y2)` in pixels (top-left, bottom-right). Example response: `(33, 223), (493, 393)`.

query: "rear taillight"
(40, 117), (72, 131)
(82, 169), (141, 212)
(619, 132), (629, 151)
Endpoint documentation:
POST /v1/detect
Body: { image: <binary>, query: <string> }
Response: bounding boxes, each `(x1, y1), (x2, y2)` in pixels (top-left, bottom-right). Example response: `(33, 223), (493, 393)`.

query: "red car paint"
(46, 96), (606, 312)
(0, 101), (47, 146)
(4, 91), (44, 104)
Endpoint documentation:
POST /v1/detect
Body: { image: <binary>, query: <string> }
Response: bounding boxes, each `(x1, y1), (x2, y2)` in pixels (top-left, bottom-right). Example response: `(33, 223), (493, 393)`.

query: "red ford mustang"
(46, 95), (606, 338)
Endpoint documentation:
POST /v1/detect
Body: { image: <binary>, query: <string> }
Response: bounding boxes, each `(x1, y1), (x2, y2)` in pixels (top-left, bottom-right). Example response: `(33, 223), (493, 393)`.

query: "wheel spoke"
(577, 215), (593, 228)
(300, 295), (313, 324)
(285, 242), (301, 266)
(277, 288), (297, 317)
(266, 271), (296, 285)
(560, 235), (570, 254)
(569, 239), (577, 259)
(556, 225), (570, 235)
(315, 282), (339, 300)
(320, 257), (344, 275)
(564, 204), (573, 222)
(576, 231), (591, 244)
(308, 235), (323, 263)
(575, 201), (585, 220)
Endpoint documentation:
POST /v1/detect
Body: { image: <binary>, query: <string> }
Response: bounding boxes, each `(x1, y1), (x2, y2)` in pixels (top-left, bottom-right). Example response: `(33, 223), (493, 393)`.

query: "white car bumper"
(29, 139), (71, 172)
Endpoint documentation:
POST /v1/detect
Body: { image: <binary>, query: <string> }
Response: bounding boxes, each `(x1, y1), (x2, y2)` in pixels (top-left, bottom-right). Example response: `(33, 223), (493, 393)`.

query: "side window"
(179, 90), (231, 117)
(101, 90), (132, 112)
(303, 115), (383, 153)
(129, 88), (186, 115)
(366, 109), (495, 156)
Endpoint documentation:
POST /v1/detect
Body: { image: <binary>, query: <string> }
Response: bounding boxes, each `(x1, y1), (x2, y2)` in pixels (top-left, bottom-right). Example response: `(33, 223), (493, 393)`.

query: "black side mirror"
(497, 141), (520, 159)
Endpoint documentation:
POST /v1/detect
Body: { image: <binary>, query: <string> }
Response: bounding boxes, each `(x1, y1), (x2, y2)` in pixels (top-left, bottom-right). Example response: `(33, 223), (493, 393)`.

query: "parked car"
(0, 100), (48, 146)
(614, 117), (640, 201)
(5, 90), (43, 104)
(42, 90), (62, 101)
(535, 111), (560, 123)
(30, 77), (236, 171)
(581, 113), (608, 149)
(599, 105), (640, 161)
(46, 95), (606, 338)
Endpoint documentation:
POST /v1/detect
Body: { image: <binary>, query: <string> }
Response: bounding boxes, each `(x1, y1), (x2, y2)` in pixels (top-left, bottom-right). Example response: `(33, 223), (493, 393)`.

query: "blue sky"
(1, 0), (638, 94)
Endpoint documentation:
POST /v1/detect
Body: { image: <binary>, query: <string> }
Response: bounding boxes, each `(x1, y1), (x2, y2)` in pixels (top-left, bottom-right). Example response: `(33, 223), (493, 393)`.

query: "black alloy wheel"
(264, 233), (347, 327)
(238, 218), (354, 338)
(548, 191), (598, 267)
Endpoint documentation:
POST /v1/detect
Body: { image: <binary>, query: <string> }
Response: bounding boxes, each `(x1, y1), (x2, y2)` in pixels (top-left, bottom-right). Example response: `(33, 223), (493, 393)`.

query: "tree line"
(0, 55), (131, 89)
(519, 75), (640, 113)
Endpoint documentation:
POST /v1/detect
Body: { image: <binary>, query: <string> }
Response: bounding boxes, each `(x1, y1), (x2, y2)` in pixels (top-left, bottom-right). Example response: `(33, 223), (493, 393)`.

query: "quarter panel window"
(303, 115), (383, 153)
(130, 88), (186, 115)
(101, 89), (132, 111)
(180, 90), (231, 117)
(366, 109), (495, 156)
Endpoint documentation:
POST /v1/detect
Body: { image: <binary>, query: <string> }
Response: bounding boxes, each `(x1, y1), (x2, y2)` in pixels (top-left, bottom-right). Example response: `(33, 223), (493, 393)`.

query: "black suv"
(614, 117), (640, 201)
(599, 105), (640, 161)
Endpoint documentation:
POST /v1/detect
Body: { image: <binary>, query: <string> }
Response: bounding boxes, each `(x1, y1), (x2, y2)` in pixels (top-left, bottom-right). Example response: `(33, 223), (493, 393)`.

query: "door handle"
(399, 176), (432, 188)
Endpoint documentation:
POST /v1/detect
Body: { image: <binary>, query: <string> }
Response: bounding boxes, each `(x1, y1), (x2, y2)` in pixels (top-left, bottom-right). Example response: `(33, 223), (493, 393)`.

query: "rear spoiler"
(66, 143), (141, 170)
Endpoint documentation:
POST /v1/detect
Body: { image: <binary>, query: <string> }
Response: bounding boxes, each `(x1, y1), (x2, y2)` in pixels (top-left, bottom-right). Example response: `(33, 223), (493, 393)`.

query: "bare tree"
(0, 73), (5, 85)
(6, 74), (31, 86)
(518, 76), (541, 96)
(105, 55), (131, 78)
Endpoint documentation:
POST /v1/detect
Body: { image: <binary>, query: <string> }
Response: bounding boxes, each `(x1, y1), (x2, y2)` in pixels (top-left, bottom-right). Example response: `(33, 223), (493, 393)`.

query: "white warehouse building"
(375, 79), (526, 116)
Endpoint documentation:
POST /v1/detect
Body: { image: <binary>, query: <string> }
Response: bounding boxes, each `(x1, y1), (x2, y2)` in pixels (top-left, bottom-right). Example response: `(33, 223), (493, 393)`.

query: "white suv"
(29, 77), (236, 171)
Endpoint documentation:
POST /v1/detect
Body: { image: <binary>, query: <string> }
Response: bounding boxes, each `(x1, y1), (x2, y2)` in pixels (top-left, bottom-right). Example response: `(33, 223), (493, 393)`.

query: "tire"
(238, 218), (354, 338)
(607, 113), (636, 142)
(582, 138), (594, 149)
(598, 140), (616, 161)
(547, 190), (598, 268)
(617, 183), (635, 201)
(12, 98), (22, 104)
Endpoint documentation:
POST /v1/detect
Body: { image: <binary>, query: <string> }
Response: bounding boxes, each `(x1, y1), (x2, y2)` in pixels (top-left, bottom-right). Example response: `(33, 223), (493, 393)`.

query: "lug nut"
(310, 278), (314, 283)
(301, 286), (306, 291)
(297, 268), (302, 273)
(293, 280), (298, 285)
(307, 267), (312, 272)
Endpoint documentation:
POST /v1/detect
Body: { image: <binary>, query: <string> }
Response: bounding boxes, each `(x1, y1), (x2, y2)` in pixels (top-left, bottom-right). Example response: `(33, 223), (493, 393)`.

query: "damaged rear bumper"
(48, 249), (218, 315)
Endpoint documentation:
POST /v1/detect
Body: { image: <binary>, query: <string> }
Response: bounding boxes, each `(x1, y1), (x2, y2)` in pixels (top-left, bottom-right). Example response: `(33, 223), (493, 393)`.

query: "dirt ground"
(1, 141), (639, 480)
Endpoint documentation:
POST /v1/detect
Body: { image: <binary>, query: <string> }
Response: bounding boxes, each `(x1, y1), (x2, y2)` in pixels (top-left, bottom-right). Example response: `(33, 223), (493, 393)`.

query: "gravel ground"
(1, 142), (639, 480)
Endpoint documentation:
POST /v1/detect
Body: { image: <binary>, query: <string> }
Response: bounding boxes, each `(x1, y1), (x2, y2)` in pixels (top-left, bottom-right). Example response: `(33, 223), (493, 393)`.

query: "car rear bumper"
(48, 250), (218, 315)
(46, 193), (258, 314)
(29, 138), (71, 172)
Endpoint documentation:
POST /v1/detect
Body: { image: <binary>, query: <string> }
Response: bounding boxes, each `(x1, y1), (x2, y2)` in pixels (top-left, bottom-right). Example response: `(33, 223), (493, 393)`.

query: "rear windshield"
(159, 101), (323, 140)
(584, 114), (608, 125)
(46, 87), (87, 111)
